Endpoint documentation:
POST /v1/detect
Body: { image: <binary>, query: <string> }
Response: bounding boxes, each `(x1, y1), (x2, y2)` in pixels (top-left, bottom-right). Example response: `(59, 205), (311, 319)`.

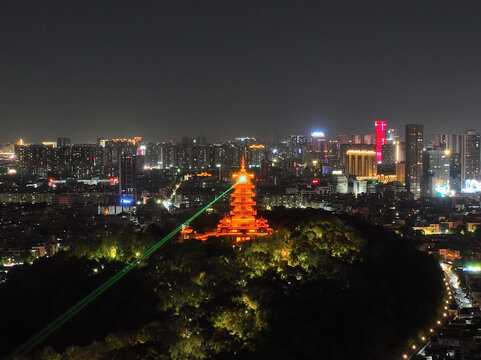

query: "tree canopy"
(1, 209), (444, 360)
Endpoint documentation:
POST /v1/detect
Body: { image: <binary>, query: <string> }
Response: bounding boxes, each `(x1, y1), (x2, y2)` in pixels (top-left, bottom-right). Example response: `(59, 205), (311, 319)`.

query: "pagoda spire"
(180, 154), (273, 242)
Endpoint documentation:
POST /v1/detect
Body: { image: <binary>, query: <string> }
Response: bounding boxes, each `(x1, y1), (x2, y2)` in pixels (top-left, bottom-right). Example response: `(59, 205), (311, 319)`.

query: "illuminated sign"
(137, 145), (146, 156)
(463, 179), (481, 193)
(375, 120), (387, 163)
(435, 184), (448, 196)
(120, 197), (134, 206)
(346, 149), (377, 155)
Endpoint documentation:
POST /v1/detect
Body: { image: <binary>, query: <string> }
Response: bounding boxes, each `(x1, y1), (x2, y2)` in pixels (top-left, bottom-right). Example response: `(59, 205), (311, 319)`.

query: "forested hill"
(1, 209), (443, 360)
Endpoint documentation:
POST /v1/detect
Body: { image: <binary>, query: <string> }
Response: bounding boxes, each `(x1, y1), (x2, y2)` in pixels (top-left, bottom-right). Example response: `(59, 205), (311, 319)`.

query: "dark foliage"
(1, 209), (443, 360)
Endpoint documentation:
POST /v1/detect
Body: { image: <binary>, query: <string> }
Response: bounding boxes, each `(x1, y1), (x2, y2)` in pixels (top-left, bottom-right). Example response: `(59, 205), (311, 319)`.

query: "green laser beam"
(6, 185), (233, 360)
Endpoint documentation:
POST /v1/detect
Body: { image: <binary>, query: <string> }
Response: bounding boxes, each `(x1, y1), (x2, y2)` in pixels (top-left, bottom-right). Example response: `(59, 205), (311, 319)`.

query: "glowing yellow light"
(346, 149), (377, 155)
(239, 175), (247, 183)
(249, 144), (265, 149)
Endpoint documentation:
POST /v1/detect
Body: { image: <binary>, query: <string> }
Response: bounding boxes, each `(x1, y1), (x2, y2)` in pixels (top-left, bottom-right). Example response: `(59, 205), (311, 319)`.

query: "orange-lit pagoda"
(181, 156), (273, 242)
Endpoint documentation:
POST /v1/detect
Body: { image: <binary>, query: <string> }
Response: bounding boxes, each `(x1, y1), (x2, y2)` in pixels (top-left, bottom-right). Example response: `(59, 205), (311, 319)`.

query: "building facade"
(405, 124), (424, 196)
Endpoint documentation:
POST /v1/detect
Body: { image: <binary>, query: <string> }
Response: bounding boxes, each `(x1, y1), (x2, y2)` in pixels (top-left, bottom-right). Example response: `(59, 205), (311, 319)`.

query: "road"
(408, 262), (471, 359)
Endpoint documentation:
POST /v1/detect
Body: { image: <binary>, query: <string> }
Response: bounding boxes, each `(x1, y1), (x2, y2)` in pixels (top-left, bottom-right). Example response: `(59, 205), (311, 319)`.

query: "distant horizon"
(3, 123), (480, 145)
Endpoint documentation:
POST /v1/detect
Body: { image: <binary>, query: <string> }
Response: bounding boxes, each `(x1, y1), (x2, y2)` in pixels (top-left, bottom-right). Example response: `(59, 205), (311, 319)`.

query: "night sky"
(1, 0), (481, 143)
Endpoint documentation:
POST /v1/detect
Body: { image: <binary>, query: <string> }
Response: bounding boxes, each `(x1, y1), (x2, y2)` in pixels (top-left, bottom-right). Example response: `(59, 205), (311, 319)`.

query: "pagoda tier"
(181, 155), (273, 242)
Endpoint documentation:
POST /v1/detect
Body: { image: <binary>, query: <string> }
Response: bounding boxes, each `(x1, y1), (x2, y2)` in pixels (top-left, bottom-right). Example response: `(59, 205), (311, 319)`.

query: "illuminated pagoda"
(181, 155), (273, 242)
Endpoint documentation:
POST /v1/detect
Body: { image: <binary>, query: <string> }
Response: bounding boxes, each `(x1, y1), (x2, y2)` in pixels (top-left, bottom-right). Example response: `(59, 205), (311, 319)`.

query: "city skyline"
(4, 2), (481, 360)
(3, 125), (481, 145)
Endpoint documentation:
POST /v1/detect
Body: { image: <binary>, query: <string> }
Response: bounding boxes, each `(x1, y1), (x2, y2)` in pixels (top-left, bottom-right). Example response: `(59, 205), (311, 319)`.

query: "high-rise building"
(160, 143), (175, 169)
(363, 133), (375, 145)
(405, 124), (424, 196)
(119, 154), (137, 204)
(381, 143), (396, 165)
(450, 152), (462, 193)
(338, 135), (351, 145)
(56, 137), (71, 147)
(386, 128), (396, 143)
(311, 131), (326, 152)
(287, 135), (307, 160)
(70, 144), (98, 178)
(375, 120), (387, 163)
(395, 141), (406, 163)
(461, 130), (481, 187)
(246, 144), (266, 168)
(352, 134), (363, 144)
(422, 147), (450, 197)
(435, 134), (463, 154)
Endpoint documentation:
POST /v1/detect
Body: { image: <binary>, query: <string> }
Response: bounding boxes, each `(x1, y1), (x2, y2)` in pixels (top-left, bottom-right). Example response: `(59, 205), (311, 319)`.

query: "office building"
(461, 130), (481, 188)
(405, 124), (424, 196)
(119, 154), (137, 204)
(422, 147), (450, 197)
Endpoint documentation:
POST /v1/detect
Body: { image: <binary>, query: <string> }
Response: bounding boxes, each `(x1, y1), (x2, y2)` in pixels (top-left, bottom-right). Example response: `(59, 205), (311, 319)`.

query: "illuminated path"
(442, 263), (471, 308)
(408, 262), (470, 360)
(5, 186), (233, 360)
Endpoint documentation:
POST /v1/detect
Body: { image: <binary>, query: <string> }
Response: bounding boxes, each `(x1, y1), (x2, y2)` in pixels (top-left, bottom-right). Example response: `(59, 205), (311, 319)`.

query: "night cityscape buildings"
(4, 1), (481, 359)
(405, 124), (424, 197)
(3, 120), (481, 200)
(461, 130), (481, 186)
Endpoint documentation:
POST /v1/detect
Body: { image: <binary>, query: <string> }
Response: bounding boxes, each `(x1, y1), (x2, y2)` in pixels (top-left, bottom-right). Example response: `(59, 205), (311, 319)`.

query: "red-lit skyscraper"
(375, 120), (387, 163)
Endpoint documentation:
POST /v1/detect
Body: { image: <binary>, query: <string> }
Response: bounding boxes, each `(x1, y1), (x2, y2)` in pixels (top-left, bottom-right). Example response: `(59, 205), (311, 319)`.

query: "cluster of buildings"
(1, 121), (479, 206)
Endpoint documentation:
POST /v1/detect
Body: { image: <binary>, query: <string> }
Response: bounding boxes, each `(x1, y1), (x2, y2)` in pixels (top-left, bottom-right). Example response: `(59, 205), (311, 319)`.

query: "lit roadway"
(407, 262), (470, 360)
(442, 264), (471, 308)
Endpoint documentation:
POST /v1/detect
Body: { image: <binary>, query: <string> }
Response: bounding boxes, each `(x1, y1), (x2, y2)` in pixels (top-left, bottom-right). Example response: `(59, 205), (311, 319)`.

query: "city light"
(4, 3), (481, 360)
(375, 120), (387, 163)
(311, 131), (325, 138)
(463, 265), (481, 272)
(463, 179), (481, 193)
(120, 197), (134, 206)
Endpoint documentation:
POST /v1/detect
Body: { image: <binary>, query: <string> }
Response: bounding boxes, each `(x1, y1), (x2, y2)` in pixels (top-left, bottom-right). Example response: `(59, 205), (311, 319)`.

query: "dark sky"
(1, 0), (481, 143)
